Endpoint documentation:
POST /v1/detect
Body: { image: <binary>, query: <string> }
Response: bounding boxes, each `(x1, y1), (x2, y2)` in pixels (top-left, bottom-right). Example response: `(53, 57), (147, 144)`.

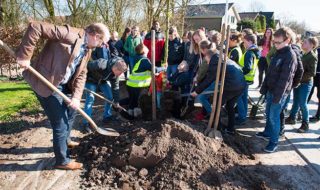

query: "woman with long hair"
(258, 28), (273, 87)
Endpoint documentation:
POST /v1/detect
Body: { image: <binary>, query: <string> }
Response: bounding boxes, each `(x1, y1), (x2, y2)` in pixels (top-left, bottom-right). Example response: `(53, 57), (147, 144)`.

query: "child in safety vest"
(228, 32), (243, 65)
(126, 43), (152, 117)
(235, 33), (260, 125)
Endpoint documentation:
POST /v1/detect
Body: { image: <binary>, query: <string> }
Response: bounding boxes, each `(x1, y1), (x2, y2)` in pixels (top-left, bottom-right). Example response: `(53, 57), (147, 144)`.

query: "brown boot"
(67, 141), (80, 149)
(55, 161), (83, 170)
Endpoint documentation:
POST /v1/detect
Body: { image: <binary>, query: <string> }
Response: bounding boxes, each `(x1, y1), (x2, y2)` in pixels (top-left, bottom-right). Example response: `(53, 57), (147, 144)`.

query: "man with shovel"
(15, 21), (110, 170)
(82, 57), (127, 133)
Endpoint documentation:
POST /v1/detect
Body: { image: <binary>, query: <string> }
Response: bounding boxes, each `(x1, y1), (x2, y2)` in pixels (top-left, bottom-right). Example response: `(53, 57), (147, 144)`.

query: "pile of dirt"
(75, 119), (274, 190)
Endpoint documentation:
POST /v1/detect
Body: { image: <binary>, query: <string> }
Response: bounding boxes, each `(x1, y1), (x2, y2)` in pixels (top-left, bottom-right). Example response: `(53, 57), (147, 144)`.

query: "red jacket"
(149, 72), (164, 93)
(144, 31), (165, 63)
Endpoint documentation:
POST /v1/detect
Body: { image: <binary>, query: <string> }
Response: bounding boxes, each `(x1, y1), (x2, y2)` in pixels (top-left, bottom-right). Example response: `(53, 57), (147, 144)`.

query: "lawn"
(0, 81), (40, 122)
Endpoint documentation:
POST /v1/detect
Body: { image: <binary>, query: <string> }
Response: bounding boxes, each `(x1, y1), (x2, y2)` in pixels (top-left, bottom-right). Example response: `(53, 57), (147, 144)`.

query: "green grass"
(0, 81), (40, 122)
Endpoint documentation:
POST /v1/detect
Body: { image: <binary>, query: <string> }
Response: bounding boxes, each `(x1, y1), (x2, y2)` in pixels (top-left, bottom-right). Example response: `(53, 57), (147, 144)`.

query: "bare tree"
(43, 0), (55, 21)
(145, 0), (167, 29)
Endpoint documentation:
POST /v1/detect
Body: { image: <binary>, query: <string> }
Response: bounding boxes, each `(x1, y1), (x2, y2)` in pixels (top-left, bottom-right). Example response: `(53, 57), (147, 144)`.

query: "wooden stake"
(213, 25), (231, 131)
(206, 24), (226, 132)
(151, 30), (156, 120)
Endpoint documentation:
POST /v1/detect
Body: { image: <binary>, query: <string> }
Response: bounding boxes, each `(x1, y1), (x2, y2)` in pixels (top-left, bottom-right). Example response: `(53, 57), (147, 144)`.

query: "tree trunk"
(43, 0), (55, 21)
(163, 0), (170, 65)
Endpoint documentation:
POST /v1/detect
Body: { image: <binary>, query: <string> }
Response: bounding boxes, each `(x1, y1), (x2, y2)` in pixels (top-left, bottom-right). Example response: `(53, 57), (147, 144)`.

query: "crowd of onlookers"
(82, 20), (319, 153)
(15, 19), (320, 171)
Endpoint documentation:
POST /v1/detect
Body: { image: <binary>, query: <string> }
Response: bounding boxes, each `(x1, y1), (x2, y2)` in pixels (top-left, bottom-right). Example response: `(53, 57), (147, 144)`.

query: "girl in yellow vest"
(228, 32), (243, 65)
(126, 44), (152, 117)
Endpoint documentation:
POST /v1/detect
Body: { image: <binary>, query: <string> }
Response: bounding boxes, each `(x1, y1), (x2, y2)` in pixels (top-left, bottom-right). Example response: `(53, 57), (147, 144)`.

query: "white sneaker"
(133, 108), (142, 117)
(128, 109), (133, 116)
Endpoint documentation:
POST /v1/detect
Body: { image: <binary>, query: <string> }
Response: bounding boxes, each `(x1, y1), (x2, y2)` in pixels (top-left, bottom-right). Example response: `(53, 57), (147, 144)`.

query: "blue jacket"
(168, 71), (191, 94)
(242, 45), (260, 75)
(133, 55), (152, 73)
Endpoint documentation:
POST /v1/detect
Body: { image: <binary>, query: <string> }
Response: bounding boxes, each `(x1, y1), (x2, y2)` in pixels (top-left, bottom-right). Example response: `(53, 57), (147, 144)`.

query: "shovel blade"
(207, 129), (223, 141)
(94, 127), (120, 136)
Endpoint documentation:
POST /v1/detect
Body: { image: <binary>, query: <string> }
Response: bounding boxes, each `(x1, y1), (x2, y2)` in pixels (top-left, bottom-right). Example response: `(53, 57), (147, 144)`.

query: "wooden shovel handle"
(0, 40), (99, 132)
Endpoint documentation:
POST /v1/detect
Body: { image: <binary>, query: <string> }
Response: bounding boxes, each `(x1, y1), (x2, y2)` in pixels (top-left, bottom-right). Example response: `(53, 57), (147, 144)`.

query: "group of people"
(15, 19), (319, 170)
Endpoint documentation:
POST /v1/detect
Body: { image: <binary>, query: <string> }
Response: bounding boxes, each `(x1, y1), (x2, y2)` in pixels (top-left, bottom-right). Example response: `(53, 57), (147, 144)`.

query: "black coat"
(168, 71), (191, 94)
(260, 46), (298, 103)
(291, 44), (304, 88)
(195, 52), (246, 94)
(167, 38), (184, 65)
(86, 57), (123, 102)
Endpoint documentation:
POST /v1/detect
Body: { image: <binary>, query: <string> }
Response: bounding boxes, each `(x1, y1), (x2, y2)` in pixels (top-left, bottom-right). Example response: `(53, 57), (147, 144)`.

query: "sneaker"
(297, 121), (309, 133)
(309, 115), (320, 122)
(285, 116), (296, 125)
(264, 142), (278, 153)
(222, 128), (235, 135)
(255, 132), (270, 141)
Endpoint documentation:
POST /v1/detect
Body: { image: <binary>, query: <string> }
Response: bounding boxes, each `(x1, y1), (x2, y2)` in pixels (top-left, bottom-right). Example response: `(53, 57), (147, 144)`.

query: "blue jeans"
(263, 92), (288, 144)
(83, 82), (113, 124)
(290, 81), (313, 122)
(157, 92), (162, 109)
(129, 56), (136, 74)
(36, 85), (75, 165)
(167, 64), (178, 79)
(196, 82), (215, 114)
(237, 83), (249, 120)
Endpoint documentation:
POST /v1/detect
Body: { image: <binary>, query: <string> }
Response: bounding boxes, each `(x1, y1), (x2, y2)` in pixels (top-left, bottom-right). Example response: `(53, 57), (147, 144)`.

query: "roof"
(239, 11), (274, 20)
(239, 12), (259, 20)
(186, 3), (234, 17)
(259, 12), (274, 20)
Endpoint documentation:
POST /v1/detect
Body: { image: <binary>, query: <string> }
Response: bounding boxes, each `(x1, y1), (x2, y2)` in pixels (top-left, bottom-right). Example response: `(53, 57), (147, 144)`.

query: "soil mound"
(75, 119), (271, 190)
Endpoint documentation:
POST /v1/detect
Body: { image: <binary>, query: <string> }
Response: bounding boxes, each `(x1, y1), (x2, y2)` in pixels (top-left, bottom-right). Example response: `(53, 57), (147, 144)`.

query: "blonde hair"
(307, 37), (319, 49)
(85, 23), (110, 43)
(169, 26), (179, 38)
(190, 29), (207, 54)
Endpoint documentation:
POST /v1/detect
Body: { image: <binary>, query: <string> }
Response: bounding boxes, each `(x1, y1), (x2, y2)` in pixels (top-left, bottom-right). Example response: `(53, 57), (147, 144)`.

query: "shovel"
(206, 24), (231, 140)
(180, 90), (215, 97)
(249, 94), (265, 119)
(84, 88), (134, 120)
(0, 39), (120, 136)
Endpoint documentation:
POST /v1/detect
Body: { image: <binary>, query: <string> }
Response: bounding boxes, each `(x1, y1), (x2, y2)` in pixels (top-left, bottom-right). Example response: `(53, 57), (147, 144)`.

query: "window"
(231, 16), (235, 23)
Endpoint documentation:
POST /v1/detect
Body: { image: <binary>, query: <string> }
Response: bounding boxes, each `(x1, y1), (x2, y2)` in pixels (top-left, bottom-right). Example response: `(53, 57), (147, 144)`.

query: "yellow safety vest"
(126, 58), (152, 88)
(228, 46), (243, 64)
(239, 50), (258, 82)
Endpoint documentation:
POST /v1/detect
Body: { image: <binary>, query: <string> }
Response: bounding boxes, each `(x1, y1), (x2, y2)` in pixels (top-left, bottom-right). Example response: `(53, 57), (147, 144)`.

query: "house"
(184, 3), (241, 32)
(239, 11), (276, 28)
(305, 31), (320, 37)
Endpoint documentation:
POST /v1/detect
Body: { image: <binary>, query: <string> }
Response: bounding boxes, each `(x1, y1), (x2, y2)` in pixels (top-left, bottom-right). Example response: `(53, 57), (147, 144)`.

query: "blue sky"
(205, 0), (320, 31)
